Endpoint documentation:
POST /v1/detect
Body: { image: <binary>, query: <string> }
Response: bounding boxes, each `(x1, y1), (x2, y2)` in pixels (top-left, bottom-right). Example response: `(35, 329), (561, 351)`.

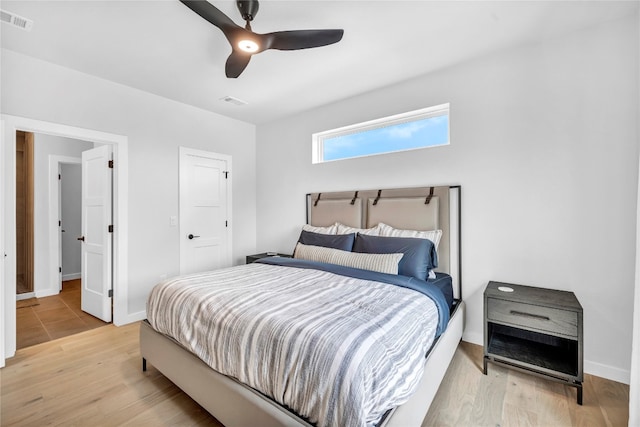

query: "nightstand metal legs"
(484, 356), (583, 405)
(577, 383), (583, 405)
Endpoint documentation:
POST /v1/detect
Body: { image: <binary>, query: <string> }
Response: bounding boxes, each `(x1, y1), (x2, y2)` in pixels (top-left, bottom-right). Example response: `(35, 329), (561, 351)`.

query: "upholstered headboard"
(306, 186), (462, 298)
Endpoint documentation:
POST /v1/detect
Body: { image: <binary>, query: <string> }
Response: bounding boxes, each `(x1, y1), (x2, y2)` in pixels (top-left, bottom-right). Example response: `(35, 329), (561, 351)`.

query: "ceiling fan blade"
(180, 0), (239, 32)
(263, 29), (344, 51)
(226, 51), (252, 78)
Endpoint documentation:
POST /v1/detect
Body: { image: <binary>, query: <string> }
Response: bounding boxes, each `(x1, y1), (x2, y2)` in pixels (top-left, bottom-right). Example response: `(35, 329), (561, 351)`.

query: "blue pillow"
(353, 234), (438, 280)
(298, 230), (355, 251)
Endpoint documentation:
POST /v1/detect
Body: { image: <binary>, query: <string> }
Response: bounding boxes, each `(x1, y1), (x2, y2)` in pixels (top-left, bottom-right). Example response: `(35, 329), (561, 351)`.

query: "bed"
(140, 185), (463, 427)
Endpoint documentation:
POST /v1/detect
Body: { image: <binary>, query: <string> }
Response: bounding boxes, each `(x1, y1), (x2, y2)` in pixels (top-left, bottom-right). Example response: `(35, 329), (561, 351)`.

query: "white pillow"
(294, 243), (403, 275)
(378, 222), (443, 249)
(336, 223), (381, 236)
(302, 223), (337, 235)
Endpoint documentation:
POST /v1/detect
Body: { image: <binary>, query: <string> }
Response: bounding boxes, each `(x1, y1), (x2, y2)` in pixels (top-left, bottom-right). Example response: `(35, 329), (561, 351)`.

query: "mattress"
(147, 260), (449, 427)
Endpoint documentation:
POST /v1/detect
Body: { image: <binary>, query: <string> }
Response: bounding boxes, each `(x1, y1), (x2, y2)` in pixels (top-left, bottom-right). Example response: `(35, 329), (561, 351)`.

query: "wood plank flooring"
(1, 324), (629, 427)
(1, 323), (221, 427)
(422, 341), (630, 427)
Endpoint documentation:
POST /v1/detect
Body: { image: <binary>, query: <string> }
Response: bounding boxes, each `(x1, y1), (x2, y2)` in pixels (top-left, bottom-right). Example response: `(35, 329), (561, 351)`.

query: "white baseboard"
(461, 331), (630, 384)
(462, 330), (483, 346)
(35, 288), (60, 298)
(585, 360), (630, 385)
(16, 292), (35, 301)
(62, 273), (81, 281)
(114, 310), (146, 327)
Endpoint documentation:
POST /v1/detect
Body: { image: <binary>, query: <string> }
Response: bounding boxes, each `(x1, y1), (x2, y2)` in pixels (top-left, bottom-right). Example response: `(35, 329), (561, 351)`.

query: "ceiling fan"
(180, 0), (344, 78)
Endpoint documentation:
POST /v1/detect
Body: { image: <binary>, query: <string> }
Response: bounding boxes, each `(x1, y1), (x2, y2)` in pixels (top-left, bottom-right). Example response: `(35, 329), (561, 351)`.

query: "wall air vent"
(1, 10), (34, 31)
(220, 96), (248, 106)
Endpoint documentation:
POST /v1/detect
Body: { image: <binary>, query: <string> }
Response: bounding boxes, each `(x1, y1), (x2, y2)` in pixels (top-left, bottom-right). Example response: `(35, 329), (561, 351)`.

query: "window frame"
(312, 103), (450, 164)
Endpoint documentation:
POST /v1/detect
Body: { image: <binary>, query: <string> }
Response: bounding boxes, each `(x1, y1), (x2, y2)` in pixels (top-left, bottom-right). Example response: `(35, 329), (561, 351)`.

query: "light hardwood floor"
(0, 323), (629, 427)
(422, 342), (629, 427)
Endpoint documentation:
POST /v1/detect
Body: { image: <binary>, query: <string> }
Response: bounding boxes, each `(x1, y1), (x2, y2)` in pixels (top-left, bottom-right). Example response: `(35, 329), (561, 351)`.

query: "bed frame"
(140, 185), (463, 427)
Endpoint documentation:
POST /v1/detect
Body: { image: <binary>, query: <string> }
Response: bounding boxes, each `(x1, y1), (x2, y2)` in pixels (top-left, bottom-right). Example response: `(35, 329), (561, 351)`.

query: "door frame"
(179, 147), (232, 274)
(1, 115), (129, 364)
(1, 119), (5, 368)
(48, 155), (82, 295)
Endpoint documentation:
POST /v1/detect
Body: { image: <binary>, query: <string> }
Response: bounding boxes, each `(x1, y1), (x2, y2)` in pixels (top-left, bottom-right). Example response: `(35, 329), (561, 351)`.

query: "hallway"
(16, 279), (109, 349)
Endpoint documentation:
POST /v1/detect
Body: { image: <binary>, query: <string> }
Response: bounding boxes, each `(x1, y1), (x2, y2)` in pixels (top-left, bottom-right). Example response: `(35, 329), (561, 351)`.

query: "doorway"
(15, 135), (110, 349)
(59, 162), (82, 287)
(1, 115), (130, 366)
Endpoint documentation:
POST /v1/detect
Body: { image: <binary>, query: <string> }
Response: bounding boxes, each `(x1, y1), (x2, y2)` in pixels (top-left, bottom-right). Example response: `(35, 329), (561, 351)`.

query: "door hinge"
(58, 174), (61, 180)
(108, 289), (113, 298)
(108, 225), (114, 233)
(108, 160), (114, 169)
(225, 220), (228, 227)
(59, 220), (61, 226)
(59, 267), (62, 273)
(223, 171), (229, 179)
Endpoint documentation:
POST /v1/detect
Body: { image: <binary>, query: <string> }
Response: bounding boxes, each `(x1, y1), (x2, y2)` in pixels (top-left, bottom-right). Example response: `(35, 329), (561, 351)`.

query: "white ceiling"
(1, 1), (638, 124)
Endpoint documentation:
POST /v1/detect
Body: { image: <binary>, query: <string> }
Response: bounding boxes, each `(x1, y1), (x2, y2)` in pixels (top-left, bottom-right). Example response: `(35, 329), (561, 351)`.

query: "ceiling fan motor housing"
(237, 0), (259, 22)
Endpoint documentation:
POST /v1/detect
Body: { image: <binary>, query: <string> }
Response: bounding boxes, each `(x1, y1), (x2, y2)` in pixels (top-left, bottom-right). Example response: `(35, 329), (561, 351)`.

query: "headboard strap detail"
(425, 187), (434, 205)
(350, 191), (359, 205)
(372, 190), (382, 206)
(314, 193), (322, 207)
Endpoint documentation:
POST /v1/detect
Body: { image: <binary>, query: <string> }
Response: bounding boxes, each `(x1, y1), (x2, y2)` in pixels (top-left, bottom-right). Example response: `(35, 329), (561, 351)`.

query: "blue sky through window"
(322, 115), (449, 161)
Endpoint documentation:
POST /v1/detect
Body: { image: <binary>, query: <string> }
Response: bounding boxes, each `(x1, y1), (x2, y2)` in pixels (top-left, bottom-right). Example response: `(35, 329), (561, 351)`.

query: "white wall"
(1, 49), (257, 319)
(60, 162), (82, 280)
(627, 9), (640, 426)
(33, 134), (92, 295)
(256, 15), (640, 382)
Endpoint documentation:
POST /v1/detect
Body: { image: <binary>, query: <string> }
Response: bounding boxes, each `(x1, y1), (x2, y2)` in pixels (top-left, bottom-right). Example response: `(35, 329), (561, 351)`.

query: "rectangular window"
(312, 103), (449, 163)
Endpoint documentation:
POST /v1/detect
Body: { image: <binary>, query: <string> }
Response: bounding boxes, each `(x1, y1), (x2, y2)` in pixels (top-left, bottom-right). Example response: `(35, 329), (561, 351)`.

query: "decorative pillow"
(353, 234), (438, 280)
(302, 223), (337, 235)
(294, 243), (403, 275)
(297, 230), (355, 252)
(336, 223), (381, 236)
(378, 222), (443, 249)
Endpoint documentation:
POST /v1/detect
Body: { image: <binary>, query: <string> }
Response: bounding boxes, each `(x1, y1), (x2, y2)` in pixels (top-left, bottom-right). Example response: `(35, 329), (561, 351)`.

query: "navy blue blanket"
(257, 257), (450, 336)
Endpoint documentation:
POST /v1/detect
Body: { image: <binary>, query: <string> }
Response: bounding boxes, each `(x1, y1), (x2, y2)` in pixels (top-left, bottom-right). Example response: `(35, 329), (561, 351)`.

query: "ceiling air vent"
(1, 10), (34, 31)
(220, 96), (248, 106)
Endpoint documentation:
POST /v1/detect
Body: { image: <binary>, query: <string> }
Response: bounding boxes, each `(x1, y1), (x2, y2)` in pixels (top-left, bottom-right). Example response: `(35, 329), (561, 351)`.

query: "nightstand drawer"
(487, 298), (578, 338)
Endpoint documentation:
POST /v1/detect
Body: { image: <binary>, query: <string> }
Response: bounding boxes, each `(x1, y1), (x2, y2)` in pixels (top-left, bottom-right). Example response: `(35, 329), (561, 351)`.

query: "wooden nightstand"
(246, 252), (292, 264)
(483, 281), (584, 404)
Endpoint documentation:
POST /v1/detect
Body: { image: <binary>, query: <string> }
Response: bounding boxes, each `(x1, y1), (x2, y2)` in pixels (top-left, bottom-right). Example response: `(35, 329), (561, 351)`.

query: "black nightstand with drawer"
(246, 252), (292, 264)
(484, 281), (584, 404)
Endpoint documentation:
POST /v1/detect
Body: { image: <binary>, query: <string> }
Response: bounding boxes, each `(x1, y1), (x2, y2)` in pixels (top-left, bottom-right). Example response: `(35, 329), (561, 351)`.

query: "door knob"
(77, 236), (85, 241)
(188, 234), (200, 240)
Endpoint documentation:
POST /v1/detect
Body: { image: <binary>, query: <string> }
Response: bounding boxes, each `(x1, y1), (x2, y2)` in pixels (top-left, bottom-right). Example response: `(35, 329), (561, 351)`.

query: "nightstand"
(246, 252), (292, 264)
(483, 281), (583, 404)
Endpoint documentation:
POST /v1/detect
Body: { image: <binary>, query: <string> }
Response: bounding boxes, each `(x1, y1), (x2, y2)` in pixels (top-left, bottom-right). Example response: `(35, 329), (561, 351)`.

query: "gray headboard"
(306, 186), (462, 299)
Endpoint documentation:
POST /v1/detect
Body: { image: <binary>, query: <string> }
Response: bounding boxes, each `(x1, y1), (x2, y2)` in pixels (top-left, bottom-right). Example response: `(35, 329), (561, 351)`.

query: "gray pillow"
(297, 230), (355, 251)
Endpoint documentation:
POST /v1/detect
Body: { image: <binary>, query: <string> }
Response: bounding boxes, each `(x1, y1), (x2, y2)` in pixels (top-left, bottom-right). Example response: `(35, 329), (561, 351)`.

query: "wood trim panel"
(24, 132), (34, 293)
(15, 131), (34, 293)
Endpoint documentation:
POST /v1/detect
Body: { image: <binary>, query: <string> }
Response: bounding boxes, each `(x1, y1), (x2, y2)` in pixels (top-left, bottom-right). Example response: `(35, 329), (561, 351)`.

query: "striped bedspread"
(147, 262), (441, 427)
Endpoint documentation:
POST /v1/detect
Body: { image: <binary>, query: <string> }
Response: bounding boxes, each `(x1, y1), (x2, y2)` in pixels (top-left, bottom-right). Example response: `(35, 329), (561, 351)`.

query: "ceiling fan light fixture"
(238, 39), (259, 53)
(179, 0), (344, 78)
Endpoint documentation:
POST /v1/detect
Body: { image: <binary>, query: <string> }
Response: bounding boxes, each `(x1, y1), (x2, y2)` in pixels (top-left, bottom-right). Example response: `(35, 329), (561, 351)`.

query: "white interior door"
(180, 147), (231, 275)
(80, 145), (112, 322)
